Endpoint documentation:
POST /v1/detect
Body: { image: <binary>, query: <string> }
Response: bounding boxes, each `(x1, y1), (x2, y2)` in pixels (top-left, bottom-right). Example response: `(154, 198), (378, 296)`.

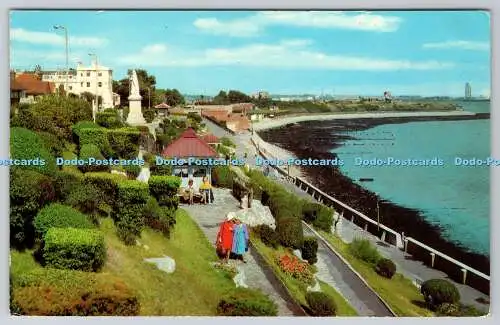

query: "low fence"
(250, 134), (490, 296)
(201, 115), (236, 135)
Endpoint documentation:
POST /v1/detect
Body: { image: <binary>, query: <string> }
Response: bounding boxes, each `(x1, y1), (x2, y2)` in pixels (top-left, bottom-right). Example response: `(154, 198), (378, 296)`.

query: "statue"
(126, 69), (146, 125)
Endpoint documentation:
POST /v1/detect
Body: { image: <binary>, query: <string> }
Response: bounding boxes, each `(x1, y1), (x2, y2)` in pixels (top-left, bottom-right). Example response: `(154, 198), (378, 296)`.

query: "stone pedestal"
(126, 95), (146, 125)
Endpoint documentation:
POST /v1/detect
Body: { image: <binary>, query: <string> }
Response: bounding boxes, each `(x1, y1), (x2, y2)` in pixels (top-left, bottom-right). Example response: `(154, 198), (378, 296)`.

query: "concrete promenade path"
(182, 188), (301, 316)
(202, 117), (490, 314)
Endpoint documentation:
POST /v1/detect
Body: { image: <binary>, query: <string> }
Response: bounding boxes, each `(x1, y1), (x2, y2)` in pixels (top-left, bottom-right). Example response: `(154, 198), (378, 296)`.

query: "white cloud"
(117, 40), (453, 71)
(193, 11), (403, 37)
(422, 40), (489, 51)
(10, 28), (108, 47)
(142, 44), (168, 54)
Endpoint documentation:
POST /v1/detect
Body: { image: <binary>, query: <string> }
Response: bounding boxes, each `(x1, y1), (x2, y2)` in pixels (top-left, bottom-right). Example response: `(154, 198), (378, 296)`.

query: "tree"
(164, 89), (185, 107)
(113, 69), (157, 108)
(153, 89), (167, 106)
(213, 90), (229, 105)
(227, 90), (251, 104)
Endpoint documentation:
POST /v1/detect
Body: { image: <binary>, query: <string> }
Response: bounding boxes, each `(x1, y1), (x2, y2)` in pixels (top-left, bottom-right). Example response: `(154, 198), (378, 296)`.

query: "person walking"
(199, 176), (213, 204)
(232, 218), (249, 263)
(216, 212), (235, 263)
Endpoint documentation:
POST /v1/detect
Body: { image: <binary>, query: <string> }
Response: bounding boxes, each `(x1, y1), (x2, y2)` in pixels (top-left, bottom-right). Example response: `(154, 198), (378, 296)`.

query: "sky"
(9, 10), (491, 97)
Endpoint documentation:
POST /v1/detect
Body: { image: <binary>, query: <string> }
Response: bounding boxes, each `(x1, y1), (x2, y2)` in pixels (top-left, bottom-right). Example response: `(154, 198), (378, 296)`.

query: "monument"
(126, 69), (146, 125)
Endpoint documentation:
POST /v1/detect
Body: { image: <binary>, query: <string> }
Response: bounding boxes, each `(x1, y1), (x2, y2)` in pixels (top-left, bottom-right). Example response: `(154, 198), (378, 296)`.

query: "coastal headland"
(256, 111), (490, 276)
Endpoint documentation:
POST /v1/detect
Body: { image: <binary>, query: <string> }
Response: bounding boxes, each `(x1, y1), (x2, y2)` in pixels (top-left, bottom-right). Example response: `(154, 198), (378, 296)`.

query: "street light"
(376, 197), (390, 231)
(147, 87), (151, 108)
(88, 53), (98, 121)
(53, 25), (69, 96)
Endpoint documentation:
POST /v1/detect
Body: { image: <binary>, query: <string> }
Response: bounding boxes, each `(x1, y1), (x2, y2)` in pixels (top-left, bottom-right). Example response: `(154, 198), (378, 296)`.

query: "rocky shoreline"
(258, 116), (490, 275)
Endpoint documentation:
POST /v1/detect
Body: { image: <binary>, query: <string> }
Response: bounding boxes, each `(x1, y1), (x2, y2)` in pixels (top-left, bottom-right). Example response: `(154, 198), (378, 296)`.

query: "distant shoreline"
(252, 110), (480, 131)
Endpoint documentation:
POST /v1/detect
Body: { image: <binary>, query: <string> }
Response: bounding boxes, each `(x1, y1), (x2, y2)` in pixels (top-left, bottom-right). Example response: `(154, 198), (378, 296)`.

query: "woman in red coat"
(216, 212), (235, 263)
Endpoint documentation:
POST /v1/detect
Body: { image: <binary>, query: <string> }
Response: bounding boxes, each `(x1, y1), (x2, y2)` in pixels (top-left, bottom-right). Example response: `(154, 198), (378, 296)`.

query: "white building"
(41, 61), (117, 109)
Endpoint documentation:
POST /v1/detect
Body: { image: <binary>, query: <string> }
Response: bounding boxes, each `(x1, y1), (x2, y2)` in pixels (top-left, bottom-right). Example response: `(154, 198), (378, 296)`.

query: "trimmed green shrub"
(82, 172), (125, 209)
(276, 216), (304, 249)
(96, 110), (124, 129)
(375, 258), (396, 279)
(53, 170), (82, 202)
(123, 164), (141, 179)
(43, 227), (106, 272)
(115, 181), (149, 244)
(220, 136), (236, 148)
(217, 288), (278, 316)
(38, 131), (65, 157)
(107, 129), (140, 160)
(143, 152), (155, 165)
(148, 176), (181, 208)
(150, 162), (172, 176)
(77, 127), (113, 158)
(253, 224), (279, 248)
(33, 203), (94, 238)
(436, 303), (487, 316)
(301, 237), (319, 265)
(65, 183), (103, 224)
(302, 202), (334, 233)
(78, 144), (109, 173)
(143, 197), (176, 237)
(421, 279), (460, 309)
(10, 127), (57, 175)
(211, 165), (233, 188)
(12, 268), (139, 315)
(143, 109), (156, 123)
(10, 168), (56, 248)
(305, 291), (337, 316)
(348, 238), (381, 265)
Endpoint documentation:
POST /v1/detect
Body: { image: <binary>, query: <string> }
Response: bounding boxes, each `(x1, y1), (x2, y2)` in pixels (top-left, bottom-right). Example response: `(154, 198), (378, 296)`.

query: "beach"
(256, 112), (490, 275)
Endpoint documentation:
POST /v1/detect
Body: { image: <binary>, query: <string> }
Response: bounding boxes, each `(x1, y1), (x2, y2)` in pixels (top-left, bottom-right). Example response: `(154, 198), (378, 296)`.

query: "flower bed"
(276, 253), (314, 285)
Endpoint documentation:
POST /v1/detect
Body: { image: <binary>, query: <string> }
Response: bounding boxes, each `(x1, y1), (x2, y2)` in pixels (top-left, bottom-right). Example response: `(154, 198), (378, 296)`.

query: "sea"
(332, 101), (491, 256)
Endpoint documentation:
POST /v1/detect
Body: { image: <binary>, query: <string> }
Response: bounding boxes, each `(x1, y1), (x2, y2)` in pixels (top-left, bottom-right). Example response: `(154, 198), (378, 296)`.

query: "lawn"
(251, 236), (358, 316)
(318, 230), (434, 317)
(10, 209), (236, 316)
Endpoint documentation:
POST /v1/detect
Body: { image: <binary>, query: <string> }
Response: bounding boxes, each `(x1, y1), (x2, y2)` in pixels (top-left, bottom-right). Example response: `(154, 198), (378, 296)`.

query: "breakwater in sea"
(257, 115), (490, 276)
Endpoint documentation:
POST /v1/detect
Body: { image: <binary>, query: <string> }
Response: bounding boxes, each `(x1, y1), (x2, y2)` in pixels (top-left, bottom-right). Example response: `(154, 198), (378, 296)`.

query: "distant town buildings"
(251, 91), (270, 99)
(465, 82), (472, 99)
(10, 71), (56, 105)
(41, 61), (118, 108)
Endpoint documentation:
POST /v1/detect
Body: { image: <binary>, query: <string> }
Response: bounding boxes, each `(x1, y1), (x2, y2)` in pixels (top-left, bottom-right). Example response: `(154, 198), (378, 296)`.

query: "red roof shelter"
(162, 128), (218, 158)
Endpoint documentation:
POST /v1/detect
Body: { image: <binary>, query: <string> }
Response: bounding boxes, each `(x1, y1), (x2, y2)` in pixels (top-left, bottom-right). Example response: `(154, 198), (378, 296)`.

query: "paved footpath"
(182, 188), (301, 316)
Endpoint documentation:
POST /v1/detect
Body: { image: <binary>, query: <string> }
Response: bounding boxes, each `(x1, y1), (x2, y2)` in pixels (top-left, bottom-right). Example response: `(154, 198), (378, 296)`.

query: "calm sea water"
(332, 101), (490, 256)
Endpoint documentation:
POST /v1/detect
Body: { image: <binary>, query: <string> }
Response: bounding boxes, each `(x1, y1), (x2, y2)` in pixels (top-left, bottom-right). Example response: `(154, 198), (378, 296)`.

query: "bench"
(177, 187), (204, 204)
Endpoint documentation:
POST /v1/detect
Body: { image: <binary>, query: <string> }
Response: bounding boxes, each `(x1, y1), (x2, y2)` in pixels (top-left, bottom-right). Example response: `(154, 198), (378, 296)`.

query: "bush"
(435, 303), (486, 317)
(10, 168), (56, 248)
(76, 127), (113, 158)
(96, 110), (124, 129)
(38, 131), (65, 157)
(10, 127), (57, 175)
(302, 202), (334, 233)
(305, 292), (337, 316)
(143, 109), (156, 123)
(53, 170), (82, 202)
(301, 237), (319, 265)
(143, 197), (176, 237)
(220, 136), (236, 148)
(78, 144), (109, 173)
(375, 258), (396, 279)
(33, 203), (94, 238)
(107, 129), (140, 160)
(82, 172), (125, 210)
(211, 165), (233, 188)
(123, 164), (141, 179)
(421, 279), (460, 309)
(150, 162), (172, 176)
(217, 288), (278, 316)
(65, 183), (103, 224)
(348, 238), (381, 265)
(115, 181), (149, 244)
(43, 228), (106, 272)
(11, 268), (139, 315)
(253, 224), (279, 248)
(148, 176), (181, 208)
(276, 254), (314, 285)
(276, 217), (304, 249)
(143, 152), (155, 165)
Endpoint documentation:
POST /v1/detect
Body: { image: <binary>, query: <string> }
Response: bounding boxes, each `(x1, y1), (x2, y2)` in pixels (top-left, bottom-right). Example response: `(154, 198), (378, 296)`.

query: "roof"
(162, 128), (218, 158)
(13, 73), (56, 95)
(155, 102), (171, 109)
(201, 133), (220, 144)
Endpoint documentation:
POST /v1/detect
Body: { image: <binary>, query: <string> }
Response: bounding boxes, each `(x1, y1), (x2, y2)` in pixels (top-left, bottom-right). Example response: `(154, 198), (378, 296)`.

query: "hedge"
(252, 224), (279, 248)
(116, 180), (149, 244)
(33, 203), (94, 238)
(302, 202), (334, 233)
(71, 121), (100, 139)
(211, 165), (233, 188)
(10, 127), (57, 175)
(143, 196), (176, 237)
(43, 227), (106, 272)
(375, 258), (396, 279)
(421, 279), (460, 309)
(149, 163), (172, 176)
(301, 237), (319, 265)
(11, 268), (139, 315)
(10, 168), (56, 248)
(96, 110), (124, 129)
(82, 172), (126, 210)
(276, 216), (304, 249)
(78, 144), (109, 173)
(38, 131), (65, 157)
(348, 238), (382, 265)
(65, 182), (104, 224)
(216, 288), (278, 316)
(123, 164), (141, 179)
(53, 170), (82, 202)
(148, 176), (181, 208)
(107, 129), (140, 160)
(77, 127), (113, 158)
(305, 291), (337, 316)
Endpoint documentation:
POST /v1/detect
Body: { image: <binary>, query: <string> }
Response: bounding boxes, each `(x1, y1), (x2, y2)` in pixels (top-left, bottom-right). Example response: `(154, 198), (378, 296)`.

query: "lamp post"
(147, 87), (151, 108)
(53, 25), (68, 96)
(376, 197), (390, 232)
(88, 53), (98, 121)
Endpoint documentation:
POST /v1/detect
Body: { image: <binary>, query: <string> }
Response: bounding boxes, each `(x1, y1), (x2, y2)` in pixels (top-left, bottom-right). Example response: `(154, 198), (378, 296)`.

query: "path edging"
(302, 221), (397, 317)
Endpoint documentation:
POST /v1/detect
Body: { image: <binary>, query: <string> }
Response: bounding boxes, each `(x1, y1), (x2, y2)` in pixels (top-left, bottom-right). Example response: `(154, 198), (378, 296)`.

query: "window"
(86, 72), (90, 77)
(173, 168), (188, 178)
(81, 82), (84, 87)
(80, 73), (83, 76)
(98, 72), (102, 77)
(98, 82), (102, 87)
(193, 168), (207, 177)
(69, 86), (73, 90)
(87, 82), (90, 87)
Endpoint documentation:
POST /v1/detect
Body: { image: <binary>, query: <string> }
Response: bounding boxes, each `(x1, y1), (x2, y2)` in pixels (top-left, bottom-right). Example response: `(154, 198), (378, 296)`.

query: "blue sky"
(9, 10), (491, 97)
